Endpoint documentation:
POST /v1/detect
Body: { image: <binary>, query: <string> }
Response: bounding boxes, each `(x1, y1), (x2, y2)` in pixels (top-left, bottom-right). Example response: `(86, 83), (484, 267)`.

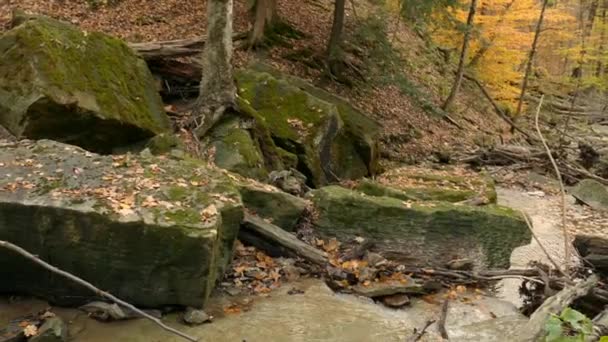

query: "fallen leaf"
(23, 325), (38, 337)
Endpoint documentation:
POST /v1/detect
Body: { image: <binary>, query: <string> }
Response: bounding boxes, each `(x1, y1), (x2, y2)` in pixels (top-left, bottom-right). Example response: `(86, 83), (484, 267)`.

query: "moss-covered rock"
(239, 183), (308, 231)
(360, 166), (497, 203)
(0, 140), (242, 308)
(570, 179), (608, 211)
(235, 68), (380, 187)
(206, 114), (269, 180)
(0, 14), (170, 153)
(308, 186), (530, 268)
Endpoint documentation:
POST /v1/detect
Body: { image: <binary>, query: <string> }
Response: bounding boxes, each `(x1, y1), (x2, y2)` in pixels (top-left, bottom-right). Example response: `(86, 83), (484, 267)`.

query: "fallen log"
(516, 275), (598, 342)
(240, 213), (328, 266)
(129, 32), (247, 59)
(351, 278), (425, 298)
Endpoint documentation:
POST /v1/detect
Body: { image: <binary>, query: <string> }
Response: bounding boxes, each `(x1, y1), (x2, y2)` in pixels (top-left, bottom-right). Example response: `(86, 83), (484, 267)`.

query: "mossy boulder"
(358, 166), (497, 203)
(234, 68), (380, 187)
(238, 183), (308, 231)
(570, 179), (608, 211)
(308, 186), (530, 268)
(0, 14), (170, 153)
(0, 140), (242, 308)
(206, 114), (269, 180)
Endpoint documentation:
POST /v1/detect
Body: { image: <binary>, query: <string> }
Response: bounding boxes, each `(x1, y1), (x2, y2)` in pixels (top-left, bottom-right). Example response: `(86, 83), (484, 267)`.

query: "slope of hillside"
(0, 0), (517, 163)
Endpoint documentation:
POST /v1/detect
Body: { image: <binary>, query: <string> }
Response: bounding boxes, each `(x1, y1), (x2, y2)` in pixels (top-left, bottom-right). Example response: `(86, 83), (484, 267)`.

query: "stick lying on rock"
(240, 213), (328, 266)
(0, 240), (198, 342)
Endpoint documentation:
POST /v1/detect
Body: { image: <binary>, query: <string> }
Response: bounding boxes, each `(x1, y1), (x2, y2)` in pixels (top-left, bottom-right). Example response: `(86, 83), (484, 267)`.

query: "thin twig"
(408, 319), (436, 342)
(0, 240), (198, 342)
(534, 95), (571, 272)
(520, 211), (568, 278)
(437, 299), (449, 340)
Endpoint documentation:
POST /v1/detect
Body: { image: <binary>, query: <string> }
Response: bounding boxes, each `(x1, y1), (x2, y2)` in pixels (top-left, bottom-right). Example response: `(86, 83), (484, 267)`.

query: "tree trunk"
(468, 0), (516, 67)
(514, 0), (549, 117)
(442, 0), (477, 110)
(249, 0), (278, 47)
(194, 0), (236, 137)
(326, 0), (346, 77)
(596, 1), (607, 76)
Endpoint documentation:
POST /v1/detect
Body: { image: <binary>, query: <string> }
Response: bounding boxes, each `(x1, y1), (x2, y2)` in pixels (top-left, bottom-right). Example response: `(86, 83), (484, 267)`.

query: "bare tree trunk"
(442, 0), (477, 110)
(596, 0), (606, 76)
(514, 0), (549, 117)
(326, 0), (346, 77)
(249, 0), (278, 47)
(194, 0), (236, 137)
(468, 0), (516, 67)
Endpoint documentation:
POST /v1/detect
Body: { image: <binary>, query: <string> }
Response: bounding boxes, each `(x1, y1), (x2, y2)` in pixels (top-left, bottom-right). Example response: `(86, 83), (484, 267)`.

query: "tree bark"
(514, 0), (549, 116)
(326, 0), (346, 77)
(194, 0), (236, 137)
(596, 0), (607, 76)
(442, 0), (477, 110)
(249, 0), (278, 47)
(468, 0), (516, 67)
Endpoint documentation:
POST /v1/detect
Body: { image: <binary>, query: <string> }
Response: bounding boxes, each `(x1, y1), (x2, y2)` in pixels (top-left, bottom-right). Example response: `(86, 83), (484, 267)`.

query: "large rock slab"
(231, 68), (380, 186)
(309, 186), (530, 268)
(356, 166), (497, 203)
(0, 14), (170, 153)
(0, 140), (242, 308)
(570, 179), (608, 211)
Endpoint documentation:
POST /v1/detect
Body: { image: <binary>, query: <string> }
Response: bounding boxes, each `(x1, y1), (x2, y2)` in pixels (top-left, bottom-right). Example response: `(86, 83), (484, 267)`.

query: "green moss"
(164, 209), (201, 226)
(0, 15), (169, 152)
(237, 70), (334, 142)
(310, 186), (530, 268)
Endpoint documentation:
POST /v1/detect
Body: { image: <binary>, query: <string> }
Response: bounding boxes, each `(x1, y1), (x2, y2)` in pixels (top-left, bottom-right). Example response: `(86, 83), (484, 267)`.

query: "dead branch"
(241, 213), (328, 266)
(407, 319), (436, 342)
(516, 275), (598, 342)
(0, 240), (198, 342)
(129, 33), (247, 59)
(534, 95), (571, 271)
(464, 74), (535, 141)
(437, 299), (449, 339)
(521, 211), (568, 278)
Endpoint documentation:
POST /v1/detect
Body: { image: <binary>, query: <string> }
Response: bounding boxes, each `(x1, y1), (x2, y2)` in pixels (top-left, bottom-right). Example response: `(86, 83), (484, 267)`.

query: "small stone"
(183, 308), (212, 325)
(283, 264), (301, 282)
(29, 317), (68, 342)
(287, 288), (305, 295)
(357, 267), (378, 282)
(382, 294), (410, 308)
(225, 287), (242, 296)
(445, 258), (474, 271)
(364, 252), (387, 267)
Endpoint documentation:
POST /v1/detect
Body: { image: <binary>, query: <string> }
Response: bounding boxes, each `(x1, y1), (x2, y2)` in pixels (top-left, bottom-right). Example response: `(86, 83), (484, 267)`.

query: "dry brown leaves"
(224, 241), (285, 297)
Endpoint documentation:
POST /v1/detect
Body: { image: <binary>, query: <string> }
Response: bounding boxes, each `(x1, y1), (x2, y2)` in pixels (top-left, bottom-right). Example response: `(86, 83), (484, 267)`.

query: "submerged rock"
(309, 186), (530, 268)
(0, 14), (170, 153)
(570, 179), (608, 211)
(0, 140), (242, 308)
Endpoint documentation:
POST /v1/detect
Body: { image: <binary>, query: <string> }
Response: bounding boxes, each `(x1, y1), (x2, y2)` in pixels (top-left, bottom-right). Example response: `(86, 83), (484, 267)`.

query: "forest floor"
(0, 0), (516, 163)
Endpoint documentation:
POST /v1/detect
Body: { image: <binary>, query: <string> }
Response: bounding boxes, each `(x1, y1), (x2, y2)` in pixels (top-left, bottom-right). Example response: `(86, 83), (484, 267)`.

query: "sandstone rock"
(570, 179), (608, 211)
(0, 14), (170, 153)
(232, 68), (380, 186)
(309, 186), (530, 268)
(0, 140), (242, 308)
